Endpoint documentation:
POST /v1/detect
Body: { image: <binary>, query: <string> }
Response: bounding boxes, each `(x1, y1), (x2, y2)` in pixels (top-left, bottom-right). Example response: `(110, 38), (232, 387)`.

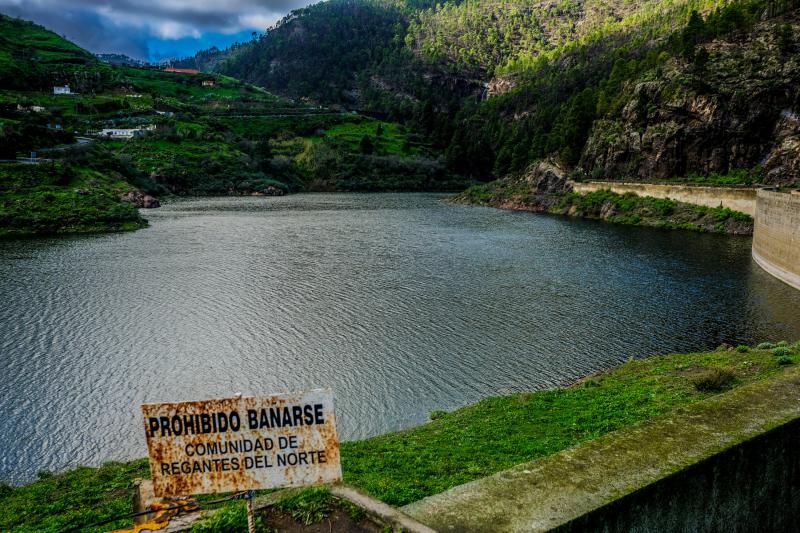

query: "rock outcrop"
(120, 191), (160, 208)
(580, 13), (800, 186)
(521, 160), (571, 193)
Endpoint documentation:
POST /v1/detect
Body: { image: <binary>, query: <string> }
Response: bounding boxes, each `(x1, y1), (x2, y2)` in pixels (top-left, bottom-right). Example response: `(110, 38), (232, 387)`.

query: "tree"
(493, 144), (513, 177)
(681, 11), (706, 59)
(359, 135), (374, 154)
(693, 47), (710, 75)
(778, 24), (794, 55)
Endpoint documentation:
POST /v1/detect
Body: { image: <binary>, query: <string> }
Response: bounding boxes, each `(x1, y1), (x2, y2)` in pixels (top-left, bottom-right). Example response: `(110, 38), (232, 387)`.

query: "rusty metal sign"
(141, 389), (342, 497)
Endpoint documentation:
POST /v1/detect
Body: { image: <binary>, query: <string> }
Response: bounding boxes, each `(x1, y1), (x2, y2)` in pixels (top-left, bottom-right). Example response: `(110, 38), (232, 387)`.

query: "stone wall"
(753, 190), (800, 291)
(571, 181), (757, 216)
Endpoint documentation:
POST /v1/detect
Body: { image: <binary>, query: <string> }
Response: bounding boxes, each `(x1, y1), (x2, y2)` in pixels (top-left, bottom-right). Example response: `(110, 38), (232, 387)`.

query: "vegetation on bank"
(458, 181), (754, 234)
(552, 189), (753, 234)
(0, 162), (145, 237)
(575, 168), (767, 187)
(2, 342), (799, 532)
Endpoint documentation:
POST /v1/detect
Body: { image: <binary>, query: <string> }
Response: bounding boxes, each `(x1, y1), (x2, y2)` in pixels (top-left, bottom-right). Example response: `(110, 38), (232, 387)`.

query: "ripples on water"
(1, 193), (799, 483)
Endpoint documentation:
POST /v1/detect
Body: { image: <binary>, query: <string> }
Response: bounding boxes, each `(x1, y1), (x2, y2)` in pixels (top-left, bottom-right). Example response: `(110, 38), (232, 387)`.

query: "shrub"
(430, 410), (448, 421)
(736, 345), (750, 353)
(772, 347), (792, 357)
(692, 368), (736, 392)
(275, 487), (331, 525)
(757, 342), (775, 350)
(777, 356), (793, 366)
(776, 341), (789, 347)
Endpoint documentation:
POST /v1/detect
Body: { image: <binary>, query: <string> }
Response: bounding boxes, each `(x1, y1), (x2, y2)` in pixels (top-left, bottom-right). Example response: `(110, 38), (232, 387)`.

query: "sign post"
(246, 491), (256, 533)
(141, 389), (342, 521)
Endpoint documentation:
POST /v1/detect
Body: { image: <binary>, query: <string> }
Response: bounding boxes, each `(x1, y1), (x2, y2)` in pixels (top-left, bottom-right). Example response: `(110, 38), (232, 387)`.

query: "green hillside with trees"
(189, 0), (799, 191)
(0, 13), (466, 236)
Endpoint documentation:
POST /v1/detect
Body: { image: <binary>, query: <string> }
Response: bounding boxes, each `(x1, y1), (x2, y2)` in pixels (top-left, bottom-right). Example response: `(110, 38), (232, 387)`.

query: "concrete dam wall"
(571, 181), (758, 216)
(753, 190), (800, 291)
(570, 181), (799, 291)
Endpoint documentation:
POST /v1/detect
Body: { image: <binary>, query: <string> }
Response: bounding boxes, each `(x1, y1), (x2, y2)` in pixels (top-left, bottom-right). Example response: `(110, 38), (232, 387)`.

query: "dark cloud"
(0, 0), (313, 61)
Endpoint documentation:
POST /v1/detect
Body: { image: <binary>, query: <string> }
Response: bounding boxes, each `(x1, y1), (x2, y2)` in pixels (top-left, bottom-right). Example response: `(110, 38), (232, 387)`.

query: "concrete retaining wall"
(403, 368), (800, 532)
(555, 417), (800, 532)
(571, 181), (757, 216)
(753, 190), (800, 291)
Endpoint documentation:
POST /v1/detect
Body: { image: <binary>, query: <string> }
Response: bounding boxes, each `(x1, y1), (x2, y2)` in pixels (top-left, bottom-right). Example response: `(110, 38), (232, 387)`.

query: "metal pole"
(246, 491), (256, 533)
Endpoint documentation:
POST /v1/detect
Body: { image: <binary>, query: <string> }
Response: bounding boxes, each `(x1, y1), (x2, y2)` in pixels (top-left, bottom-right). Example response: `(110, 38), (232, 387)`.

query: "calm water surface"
(2, 193), (800, 483)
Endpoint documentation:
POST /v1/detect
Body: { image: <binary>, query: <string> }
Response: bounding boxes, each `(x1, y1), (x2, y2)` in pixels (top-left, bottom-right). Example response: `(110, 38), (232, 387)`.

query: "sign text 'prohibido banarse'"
(141, 389), (341, 496)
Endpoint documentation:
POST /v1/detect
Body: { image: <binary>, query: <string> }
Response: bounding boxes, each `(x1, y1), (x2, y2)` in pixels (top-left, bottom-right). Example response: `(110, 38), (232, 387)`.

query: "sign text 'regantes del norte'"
(142, 389), (341, 497)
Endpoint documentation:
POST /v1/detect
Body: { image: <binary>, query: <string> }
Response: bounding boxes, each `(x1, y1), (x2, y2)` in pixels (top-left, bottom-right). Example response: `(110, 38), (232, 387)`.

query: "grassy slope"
(0, 15), (94, 71)
(2, 342), (798, 531)
(0, 163), (145, 237)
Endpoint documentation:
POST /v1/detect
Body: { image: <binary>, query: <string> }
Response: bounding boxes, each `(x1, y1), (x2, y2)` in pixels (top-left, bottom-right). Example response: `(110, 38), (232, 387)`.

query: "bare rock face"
(486, 75), (517, 98)
(121, 191), (161, 208)
(263, 186), (285, 196)
(521, 160), (571, 193)
(580, 15), (800, 186)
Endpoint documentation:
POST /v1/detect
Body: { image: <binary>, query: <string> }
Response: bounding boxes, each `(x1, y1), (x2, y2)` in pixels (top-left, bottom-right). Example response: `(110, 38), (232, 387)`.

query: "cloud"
(0, 0), (309, 61)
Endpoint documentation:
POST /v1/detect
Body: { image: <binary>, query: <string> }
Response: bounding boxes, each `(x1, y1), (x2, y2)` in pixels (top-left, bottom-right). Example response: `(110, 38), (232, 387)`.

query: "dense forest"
(181, 0), (800, 186)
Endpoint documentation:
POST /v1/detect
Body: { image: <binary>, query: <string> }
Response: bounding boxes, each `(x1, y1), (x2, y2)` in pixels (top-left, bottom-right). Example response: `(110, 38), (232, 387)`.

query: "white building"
(53, 85), (71, 95)
(98, 125), (155, 139)
(17, 104), (46, 113)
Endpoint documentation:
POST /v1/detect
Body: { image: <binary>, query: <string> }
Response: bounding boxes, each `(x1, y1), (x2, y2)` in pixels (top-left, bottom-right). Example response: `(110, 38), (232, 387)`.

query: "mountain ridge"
(182, 0), (800, 187)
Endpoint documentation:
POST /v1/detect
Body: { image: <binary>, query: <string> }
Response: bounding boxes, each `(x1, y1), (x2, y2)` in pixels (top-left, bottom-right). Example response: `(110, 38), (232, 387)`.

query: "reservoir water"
(2, 193), (800, 484)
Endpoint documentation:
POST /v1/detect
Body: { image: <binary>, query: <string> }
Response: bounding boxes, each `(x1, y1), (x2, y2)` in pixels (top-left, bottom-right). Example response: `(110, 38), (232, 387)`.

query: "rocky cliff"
(580, 11), (800, 186)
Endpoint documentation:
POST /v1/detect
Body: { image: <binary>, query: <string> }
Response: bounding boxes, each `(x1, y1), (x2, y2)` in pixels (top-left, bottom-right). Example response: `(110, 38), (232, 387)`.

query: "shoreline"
(453, 180), (755, 235)
(3, 341), (797, 531)
(0, 189), (466, 239)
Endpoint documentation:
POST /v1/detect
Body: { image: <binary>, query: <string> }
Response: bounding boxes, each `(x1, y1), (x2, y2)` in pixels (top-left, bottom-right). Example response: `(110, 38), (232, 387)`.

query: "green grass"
(663, 168), (764, 187)
(274, 487), (332, 525)
(340, 345), (792, 505)
(0, 163), (146, 237)
(0, 16), (92, 66)
(0, 460), (150, 533)
(321, 120), (425, 157)
(457, 180), (534, 204)
(1, 344), (796, 531)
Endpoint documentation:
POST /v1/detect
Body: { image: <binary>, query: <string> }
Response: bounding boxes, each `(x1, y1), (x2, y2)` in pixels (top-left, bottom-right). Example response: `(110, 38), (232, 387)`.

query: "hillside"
(581, 7), (800, 184)
(0, 14), (467, 236)
(208, 0), (410, 103)
(0, 15), (109, 92)
(190, 0), (799, 189)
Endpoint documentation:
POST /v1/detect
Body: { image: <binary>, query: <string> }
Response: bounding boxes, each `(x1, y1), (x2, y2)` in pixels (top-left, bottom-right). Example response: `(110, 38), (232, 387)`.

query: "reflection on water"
(1, 193), (799, 483)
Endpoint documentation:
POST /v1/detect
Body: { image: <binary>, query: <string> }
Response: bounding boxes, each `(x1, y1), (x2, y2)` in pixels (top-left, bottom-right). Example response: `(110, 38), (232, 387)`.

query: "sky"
(0, 0), (314, 62)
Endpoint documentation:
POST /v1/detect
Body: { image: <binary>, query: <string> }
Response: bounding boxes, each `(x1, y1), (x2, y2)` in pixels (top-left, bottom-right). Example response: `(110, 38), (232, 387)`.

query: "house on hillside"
(53, 85), (71, 95)
(201, 79), (215, 87)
